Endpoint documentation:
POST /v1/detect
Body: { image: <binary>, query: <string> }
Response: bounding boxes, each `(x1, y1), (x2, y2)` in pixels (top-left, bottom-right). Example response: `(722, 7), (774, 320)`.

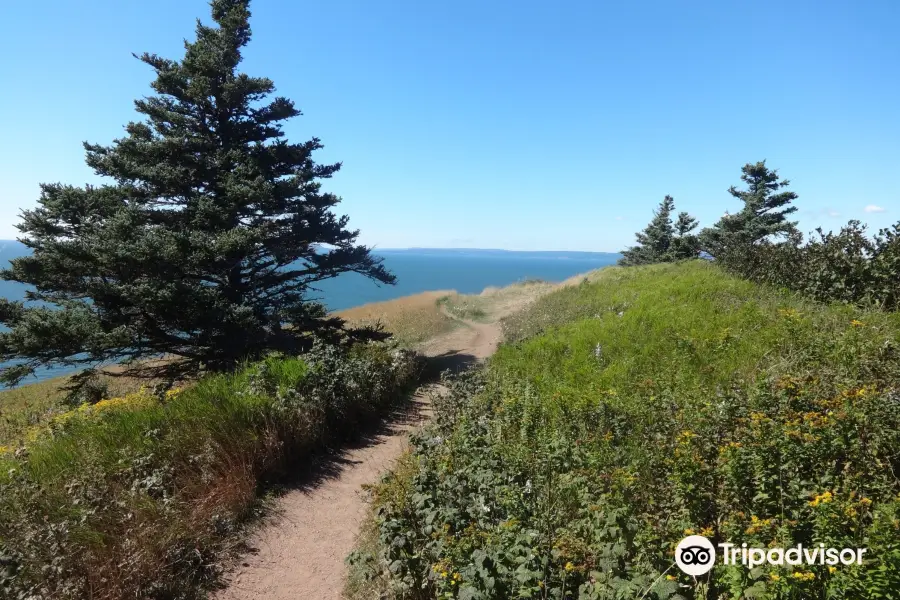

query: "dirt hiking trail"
(214, 302), (514, 600)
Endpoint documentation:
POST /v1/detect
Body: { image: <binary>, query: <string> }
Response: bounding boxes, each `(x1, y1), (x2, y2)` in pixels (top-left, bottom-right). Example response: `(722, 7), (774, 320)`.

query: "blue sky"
(1, 0), (897, 252)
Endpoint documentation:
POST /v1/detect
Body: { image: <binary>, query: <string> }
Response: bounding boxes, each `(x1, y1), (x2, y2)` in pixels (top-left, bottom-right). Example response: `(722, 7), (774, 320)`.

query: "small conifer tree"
(700, 160), (799, 257)
(619, 196), (698, 265)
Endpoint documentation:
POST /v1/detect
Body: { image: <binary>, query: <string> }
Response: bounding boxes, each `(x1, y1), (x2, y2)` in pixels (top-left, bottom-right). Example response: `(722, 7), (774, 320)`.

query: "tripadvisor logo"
(674, 535), (867, 576)
(675, 535), (716, 576)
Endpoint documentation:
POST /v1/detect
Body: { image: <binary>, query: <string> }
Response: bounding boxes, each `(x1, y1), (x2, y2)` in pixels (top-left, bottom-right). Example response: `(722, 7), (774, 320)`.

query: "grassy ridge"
(0, 344), (421, 599)
(358, 262), (900, 599)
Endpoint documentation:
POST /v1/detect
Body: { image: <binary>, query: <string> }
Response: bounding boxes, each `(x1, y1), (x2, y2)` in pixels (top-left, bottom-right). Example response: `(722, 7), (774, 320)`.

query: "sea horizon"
(0, 244), (621, 386)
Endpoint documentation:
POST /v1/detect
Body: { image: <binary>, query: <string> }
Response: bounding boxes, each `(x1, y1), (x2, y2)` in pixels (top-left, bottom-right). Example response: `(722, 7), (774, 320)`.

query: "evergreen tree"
(619, 195), (698, 265)
(670, 211), (700, 259)
(700, 160), (799, 257)
(0, 0), (393, 389)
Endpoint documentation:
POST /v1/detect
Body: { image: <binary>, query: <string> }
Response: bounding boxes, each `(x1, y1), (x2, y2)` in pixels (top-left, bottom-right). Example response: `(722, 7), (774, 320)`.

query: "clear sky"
(1, 0), (897, 252)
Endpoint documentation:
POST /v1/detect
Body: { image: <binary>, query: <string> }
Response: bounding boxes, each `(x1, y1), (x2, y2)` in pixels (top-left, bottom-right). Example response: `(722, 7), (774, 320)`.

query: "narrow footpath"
(214, 310), (501, 600)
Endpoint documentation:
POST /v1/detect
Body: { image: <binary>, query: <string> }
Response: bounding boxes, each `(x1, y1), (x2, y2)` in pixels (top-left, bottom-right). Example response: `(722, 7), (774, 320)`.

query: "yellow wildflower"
(93, 396), (127, 411)
(165, 387), (183, 399)
(700, 526), (715, 537)
(791, 571), (815, 581)
(684, 528), (695, 535)
(745, 515), (773, 535)
(749, 412), (769, 423)
(775, 376), (800, 391)
(88, 390), (157, 415)
(809, 491), (833, 507)
(850, 319), (866, 327)
(719, 440), (743, 454)
(564, 562), (575, 572)
(829, 566), (837, 574)
(770, 573), (781, 581)
(666, 574), (677, 581)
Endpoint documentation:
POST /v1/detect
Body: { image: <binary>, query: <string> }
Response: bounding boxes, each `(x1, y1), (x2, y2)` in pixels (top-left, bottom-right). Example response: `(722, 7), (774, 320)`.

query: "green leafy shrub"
(0, 342), (421, 600)
(717, 220), (900, 311)
(364, 262), (900, 599)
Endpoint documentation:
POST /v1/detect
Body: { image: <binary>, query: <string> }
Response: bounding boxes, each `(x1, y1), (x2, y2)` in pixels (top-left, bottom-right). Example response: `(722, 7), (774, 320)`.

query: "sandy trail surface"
(214, 307), (505, 600)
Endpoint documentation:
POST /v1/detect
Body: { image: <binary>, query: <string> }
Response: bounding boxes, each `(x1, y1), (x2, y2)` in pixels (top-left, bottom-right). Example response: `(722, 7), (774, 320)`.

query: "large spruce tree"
(619, 195), (699, 265)
(0, 0), (393, 388)
(700, 160), (800, 257)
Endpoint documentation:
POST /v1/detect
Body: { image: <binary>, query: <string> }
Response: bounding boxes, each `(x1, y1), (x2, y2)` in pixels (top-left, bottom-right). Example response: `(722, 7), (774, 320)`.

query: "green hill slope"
(358, 261), (900, 599)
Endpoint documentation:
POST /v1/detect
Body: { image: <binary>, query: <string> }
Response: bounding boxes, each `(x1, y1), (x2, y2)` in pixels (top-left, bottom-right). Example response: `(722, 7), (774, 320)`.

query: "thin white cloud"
(864, 204), (886, 213)
(802, 208), (842, 219)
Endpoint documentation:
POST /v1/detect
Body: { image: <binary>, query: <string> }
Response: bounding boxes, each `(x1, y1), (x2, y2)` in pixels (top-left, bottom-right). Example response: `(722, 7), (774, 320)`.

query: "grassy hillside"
(354, 262), (900, 599)
(0, 344), (420, 599)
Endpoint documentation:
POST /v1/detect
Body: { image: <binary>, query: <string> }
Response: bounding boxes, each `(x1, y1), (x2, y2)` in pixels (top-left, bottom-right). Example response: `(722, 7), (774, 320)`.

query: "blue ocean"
(0, 242), (620, 385)
(316, 248), (620, 310)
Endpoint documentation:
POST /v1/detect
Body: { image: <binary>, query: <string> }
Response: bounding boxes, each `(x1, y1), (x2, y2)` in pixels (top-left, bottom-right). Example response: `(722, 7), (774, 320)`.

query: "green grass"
(0, 373), (164, 447)
(0, 344), (421, 599)
(0, 378), (70, 446)
(357, 261), (900, 599)
(499, 262), (898, 396)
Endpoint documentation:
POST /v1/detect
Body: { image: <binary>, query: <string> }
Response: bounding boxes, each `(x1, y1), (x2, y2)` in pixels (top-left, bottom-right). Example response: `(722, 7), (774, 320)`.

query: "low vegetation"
(352, 262), (900, 599)
(717, 220), (900, 311)
(0, 342), (421, 599)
